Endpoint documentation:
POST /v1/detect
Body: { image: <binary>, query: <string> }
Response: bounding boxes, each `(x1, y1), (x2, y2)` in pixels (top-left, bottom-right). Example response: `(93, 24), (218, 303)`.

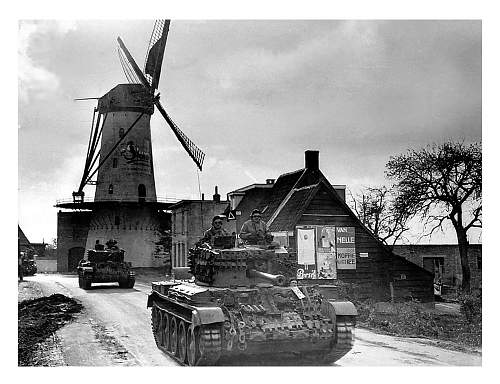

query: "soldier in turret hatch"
(198, 216), (229, 245)
(239, 209), (273, 245)
(105, 239), (119, 251)
(95, 239), (105, 250)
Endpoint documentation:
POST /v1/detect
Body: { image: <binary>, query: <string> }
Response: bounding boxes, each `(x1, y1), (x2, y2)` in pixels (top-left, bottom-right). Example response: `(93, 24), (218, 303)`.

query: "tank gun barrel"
(247, 269), (286, 286)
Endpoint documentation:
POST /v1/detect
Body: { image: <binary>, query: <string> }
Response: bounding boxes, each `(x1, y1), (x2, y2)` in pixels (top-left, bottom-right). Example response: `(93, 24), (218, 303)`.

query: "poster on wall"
(317, 226), (337, 279)
(317, 250), (337, 279)
(296, 228), (317, 279)
(319, 226), (336, 249)
(336, 227), (356, 269)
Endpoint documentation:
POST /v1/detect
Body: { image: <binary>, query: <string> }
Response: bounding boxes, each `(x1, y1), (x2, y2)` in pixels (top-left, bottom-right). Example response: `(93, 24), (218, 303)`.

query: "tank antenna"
(197, 169), (204, 229)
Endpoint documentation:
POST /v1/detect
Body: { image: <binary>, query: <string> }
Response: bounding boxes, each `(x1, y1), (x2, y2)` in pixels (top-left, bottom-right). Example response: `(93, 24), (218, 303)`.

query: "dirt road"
(22, 273), (481, 366)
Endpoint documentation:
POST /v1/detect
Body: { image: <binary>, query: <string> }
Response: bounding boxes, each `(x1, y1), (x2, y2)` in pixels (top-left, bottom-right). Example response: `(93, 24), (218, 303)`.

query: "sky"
(18, 19), (482, 244)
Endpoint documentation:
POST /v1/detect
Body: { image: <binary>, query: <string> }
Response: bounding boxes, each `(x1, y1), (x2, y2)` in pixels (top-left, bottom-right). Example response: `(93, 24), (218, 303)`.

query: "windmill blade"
(117, 37), (151, 90)
(117, 22), (205, 171)
(155, 99), (205, 171)
(118, 47), (141, 84)
(144, 20), (170, 91)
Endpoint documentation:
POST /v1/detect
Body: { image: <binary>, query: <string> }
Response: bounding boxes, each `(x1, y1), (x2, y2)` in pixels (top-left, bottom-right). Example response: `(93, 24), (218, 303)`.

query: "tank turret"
(187, 238), (289, 287)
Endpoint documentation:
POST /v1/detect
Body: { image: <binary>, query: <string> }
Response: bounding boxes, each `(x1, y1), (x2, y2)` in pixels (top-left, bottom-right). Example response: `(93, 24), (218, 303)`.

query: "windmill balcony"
(55, 195), (180, 208)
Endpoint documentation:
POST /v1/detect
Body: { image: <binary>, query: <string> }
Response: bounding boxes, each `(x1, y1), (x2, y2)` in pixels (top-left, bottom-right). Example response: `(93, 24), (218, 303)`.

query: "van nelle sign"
(336, 227), (356, 269)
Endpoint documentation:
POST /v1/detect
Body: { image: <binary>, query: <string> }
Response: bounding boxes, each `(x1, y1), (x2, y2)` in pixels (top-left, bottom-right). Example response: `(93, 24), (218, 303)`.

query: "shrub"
(459, 289), (482, 324)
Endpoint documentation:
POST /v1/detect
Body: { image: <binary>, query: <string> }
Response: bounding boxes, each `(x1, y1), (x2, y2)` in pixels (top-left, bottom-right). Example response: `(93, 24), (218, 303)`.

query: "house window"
(108, 184), (113, 194)
(119, 128), (124, 138)
(423, 257), (444, 284)
(114, 216), (120, 226)
(172, 213), (176, 235)
(181, 243), (186, 266)
(138, 184), (146, 202)
(113, 158), (118, 168)
(477, 256), (482, 270)
(181, 211), (185, 235)
(172, 242), (176, 267)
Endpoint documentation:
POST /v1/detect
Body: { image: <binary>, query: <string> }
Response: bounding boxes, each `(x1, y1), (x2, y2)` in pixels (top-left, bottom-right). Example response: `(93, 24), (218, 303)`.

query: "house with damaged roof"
(225, 150), (434, 302)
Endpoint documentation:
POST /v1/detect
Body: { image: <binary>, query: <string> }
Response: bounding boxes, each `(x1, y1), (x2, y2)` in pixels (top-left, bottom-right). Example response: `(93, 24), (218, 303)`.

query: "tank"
(77, 240), (135, 289)
(21, 258), (37, 276)
(147, 236), (357, 366)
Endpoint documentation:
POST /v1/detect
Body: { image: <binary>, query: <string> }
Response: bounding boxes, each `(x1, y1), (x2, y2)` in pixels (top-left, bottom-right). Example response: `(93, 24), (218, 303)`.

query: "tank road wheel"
(127, 277), (135, 288)
(152, 307), (161, 347)
(169, 316), (178, 356)
(82, 276), (92, 290)
(186, 326), (199, 366)
(178, 321), (188, 363)
(162, 312), (170, 351)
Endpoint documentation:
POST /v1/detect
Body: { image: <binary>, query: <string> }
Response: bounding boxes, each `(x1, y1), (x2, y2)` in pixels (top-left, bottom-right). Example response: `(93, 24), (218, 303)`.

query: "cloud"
(18, 20), (77, 102)
(203, 21), (384, 101)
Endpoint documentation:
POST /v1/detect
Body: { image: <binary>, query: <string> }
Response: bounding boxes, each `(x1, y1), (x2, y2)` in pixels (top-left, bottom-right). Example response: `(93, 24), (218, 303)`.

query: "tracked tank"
(21, 258), (37, 276)
(77, 240), (135, 289)
(147, 236), (357, 365)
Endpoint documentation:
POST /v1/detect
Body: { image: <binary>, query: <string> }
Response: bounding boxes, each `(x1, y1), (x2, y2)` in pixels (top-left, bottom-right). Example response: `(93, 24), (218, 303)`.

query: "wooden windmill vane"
(73, 19), (205, 203)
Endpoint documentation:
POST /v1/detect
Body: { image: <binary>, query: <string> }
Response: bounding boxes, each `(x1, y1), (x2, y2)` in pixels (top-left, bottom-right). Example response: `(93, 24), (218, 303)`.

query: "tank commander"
(105, 239), (119, 251)
(94, 239), (105, 251)
(240, 209), (273, 245)
(198, 216), (229, 245)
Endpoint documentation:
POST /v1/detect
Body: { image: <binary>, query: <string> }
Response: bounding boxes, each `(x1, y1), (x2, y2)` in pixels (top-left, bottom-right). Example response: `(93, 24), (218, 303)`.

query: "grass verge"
(18, 294), (83, 366)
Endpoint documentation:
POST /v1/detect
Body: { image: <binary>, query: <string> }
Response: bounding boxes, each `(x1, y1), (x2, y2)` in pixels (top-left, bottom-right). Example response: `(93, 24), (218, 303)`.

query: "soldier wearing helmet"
(198, 216), (229, 245)
(239, 209), (272, 245)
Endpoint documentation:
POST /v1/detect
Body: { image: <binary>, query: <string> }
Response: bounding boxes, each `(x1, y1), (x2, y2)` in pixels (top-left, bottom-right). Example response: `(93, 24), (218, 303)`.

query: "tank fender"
(322, 300), (358, 317)
(191, 307), (225, 327)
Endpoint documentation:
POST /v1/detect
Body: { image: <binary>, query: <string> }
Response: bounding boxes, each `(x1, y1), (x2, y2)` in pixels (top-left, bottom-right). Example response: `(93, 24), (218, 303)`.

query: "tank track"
(151, 305), (222, 366)
(196, 326), (221, 365)
(321, 315), (355, 364)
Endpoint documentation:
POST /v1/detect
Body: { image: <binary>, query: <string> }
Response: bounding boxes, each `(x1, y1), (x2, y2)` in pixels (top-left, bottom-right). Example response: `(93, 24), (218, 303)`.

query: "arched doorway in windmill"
(138, 184), (146, 203)
(68, 246), (85, 272)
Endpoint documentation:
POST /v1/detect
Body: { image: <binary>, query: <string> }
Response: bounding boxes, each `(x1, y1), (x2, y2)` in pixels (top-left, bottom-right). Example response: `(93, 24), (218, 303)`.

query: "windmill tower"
(56, 20), (205, 268)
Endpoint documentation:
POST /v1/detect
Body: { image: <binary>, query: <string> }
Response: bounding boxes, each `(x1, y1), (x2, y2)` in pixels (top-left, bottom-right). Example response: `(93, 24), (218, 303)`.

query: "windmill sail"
(144, 20), (170, 91)
(117, 22), (205, 171)
(155, 100), (205, 171)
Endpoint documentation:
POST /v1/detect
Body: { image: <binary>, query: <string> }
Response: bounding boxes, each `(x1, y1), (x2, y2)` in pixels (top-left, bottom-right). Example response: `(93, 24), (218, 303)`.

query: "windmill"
(74, 20), (204, 201)
(56, 20), (204, 269)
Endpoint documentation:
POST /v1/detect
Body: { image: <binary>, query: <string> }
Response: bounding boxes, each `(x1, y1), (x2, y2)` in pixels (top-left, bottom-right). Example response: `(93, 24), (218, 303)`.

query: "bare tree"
(386, 141), (482, 291)
(349, 186), (410, 245)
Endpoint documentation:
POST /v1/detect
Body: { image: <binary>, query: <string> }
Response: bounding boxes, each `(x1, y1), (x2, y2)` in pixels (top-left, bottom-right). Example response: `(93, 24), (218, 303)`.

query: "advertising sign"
(317, 226), (337, 279)
(296, 228), (316, 279)
(317, 250), (337, 279)
(336, 227), (356, 269)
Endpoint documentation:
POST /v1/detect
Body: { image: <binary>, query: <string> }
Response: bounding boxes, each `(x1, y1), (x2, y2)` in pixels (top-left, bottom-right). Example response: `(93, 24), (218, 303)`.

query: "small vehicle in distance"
(77, 239), (135, 290)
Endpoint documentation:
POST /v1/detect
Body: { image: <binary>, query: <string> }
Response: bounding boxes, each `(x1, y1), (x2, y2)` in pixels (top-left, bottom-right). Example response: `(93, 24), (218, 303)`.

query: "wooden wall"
(284, 185), (434, 302)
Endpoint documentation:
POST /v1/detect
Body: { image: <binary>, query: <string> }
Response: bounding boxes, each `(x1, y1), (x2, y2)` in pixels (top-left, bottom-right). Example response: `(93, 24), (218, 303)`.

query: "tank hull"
(147, 281), (356, 365)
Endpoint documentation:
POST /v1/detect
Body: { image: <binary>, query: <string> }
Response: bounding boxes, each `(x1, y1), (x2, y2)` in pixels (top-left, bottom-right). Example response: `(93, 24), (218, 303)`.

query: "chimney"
(266, 179), (275, 185)
(305, 150), (319, 170)
(213, 186), (220, 202)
